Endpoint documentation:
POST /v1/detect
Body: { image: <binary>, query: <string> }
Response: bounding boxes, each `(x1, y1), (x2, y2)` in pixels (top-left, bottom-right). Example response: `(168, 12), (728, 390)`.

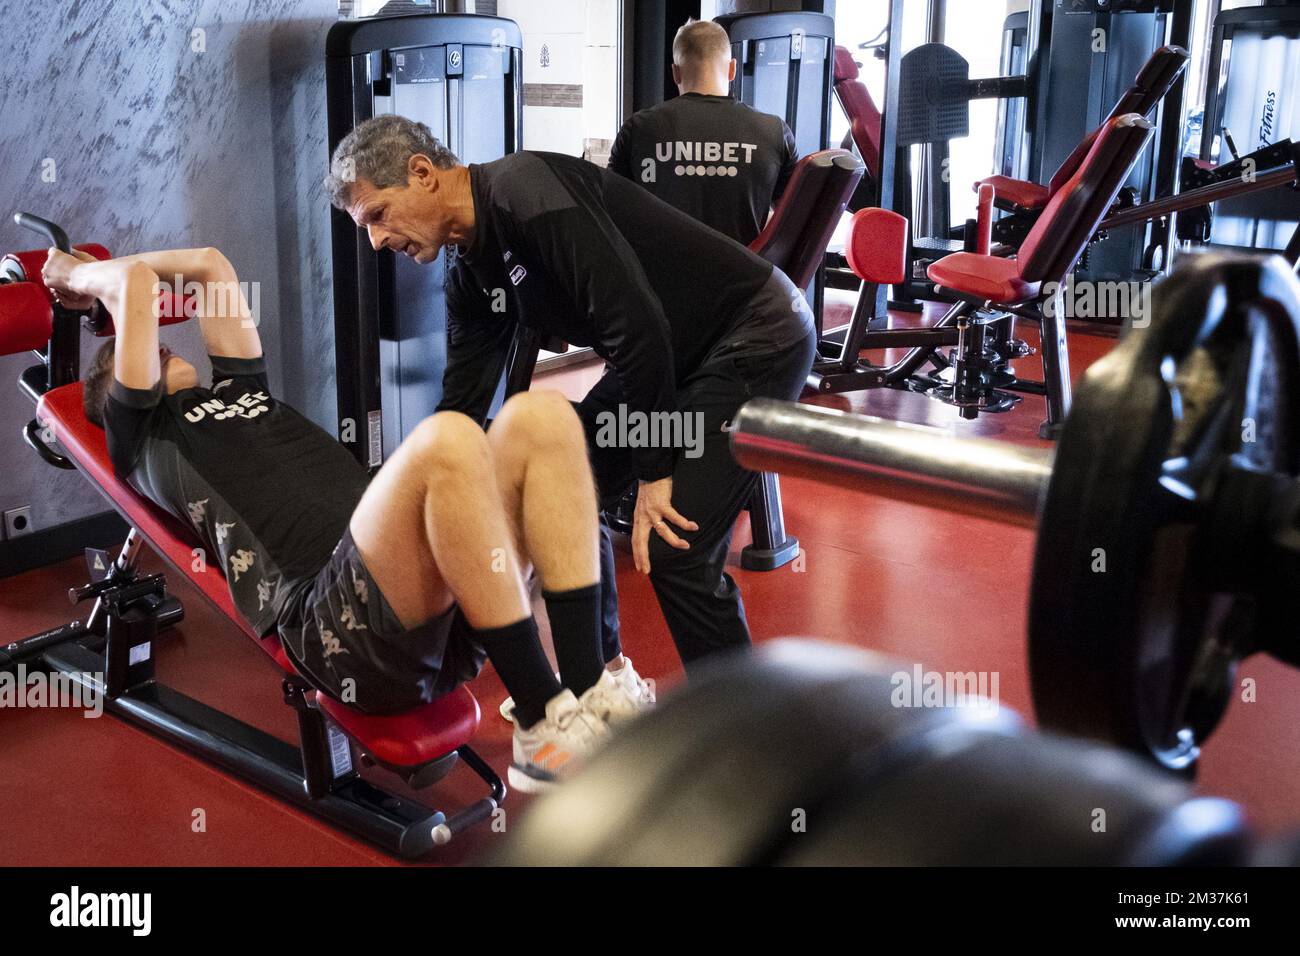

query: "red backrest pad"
(750, 149), (864, 289)
(1018, 114), (1154, 283)
(845, 207), (908, 285)
(832, 45), (882, 180)
(1045, 45), (1188, 196)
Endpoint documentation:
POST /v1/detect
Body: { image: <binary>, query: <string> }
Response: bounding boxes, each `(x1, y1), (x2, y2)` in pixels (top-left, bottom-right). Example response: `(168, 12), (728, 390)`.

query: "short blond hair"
(672, 18), (731, 71)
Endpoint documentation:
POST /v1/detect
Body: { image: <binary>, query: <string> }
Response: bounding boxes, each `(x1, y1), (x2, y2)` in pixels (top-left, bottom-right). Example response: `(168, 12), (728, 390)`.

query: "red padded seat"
(926, 252), (1041, 305)
(35, 382), (481, 768)
(975, 174), (1050, 211)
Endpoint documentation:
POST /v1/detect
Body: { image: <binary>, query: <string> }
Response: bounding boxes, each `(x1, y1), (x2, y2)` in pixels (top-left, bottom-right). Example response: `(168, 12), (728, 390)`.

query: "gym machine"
(1197, 0), (1300, 257)
(0, 214), (504, 858)
(327, 12), (523, 468)
(741, 251), (1300, 772)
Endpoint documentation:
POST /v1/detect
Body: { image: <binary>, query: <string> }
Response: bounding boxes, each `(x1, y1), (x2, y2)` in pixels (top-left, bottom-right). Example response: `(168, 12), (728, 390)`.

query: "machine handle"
(23, 418), (73, 469)
(13, 213), (71, 253)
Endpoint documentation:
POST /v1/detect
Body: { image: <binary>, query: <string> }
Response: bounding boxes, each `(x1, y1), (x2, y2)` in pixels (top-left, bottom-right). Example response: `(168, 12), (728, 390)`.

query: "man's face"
(345, 170), (447, 265)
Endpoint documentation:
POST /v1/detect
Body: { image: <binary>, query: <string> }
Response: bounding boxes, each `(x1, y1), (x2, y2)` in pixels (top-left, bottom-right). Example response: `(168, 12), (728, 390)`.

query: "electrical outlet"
(3, 506), (34, 539)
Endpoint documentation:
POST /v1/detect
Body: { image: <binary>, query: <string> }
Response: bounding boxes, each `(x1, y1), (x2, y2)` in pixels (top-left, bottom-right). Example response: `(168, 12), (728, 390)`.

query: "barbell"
(731, 252), (1300, 771)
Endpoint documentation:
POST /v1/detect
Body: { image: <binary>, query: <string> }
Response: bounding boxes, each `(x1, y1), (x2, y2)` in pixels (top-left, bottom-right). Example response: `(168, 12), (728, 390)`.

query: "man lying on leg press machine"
(41, 243), (648, 793)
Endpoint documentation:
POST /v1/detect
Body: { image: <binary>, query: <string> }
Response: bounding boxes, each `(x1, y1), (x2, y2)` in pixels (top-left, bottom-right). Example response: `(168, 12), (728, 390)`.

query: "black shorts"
(276, 527), (487, 715)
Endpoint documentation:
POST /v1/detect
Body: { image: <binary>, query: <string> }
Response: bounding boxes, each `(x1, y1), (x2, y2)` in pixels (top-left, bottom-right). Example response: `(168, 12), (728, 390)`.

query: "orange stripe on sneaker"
(533, 743), (556, 765)
(547, 750), (573, 770)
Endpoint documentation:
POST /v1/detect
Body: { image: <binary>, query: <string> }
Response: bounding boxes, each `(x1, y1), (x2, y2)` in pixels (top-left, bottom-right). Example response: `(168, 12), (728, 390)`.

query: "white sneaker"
(499, 671), (560, 723)
(580, 658), (656, 726)
(508, 689), (608, 794)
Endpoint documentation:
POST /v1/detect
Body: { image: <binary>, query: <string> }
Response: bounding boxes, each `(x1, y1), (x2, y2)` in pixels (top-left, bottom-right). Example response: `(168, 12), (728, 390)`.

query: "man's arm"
(437, 262), (515, 426)
(607, 117), (636, 182)
(772, 120), (800, 207)
(46, 253), (166, 389)
(515, 207), (679, 481)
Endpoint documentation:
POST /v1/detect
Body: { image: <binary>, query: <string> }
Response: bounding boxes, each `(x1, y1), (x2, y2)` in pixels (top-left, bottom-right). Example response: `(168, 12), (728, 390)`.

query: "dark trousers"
(577, 330), (816, 674)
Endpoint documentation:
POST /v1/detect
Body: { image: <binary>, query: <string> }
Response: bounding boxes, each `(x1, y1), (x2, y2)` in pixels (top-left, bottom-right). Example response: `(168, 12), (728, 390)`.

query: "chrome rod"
(731, 399), (1053, 529)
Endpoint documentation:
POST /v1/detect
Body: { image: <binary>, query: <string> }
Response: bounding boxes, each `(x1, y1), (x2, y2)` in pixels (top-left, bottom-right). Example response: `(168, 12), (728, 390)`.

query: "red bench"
(1, 231), (504, 858)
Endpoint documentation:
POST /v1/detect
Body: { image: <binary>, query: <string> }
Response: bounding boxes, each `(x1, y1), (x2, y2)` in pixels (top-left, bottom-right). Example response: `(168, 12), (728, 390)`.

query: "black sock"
(473, 616), (561, 729)
(543, 582), (605, 696)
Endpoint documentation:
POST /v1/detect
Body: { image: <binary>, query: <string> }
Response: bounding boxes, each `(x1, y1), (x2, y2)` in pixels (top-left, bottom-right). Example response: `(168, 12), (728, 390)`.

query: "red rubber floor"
(2, 297), (1297, 865)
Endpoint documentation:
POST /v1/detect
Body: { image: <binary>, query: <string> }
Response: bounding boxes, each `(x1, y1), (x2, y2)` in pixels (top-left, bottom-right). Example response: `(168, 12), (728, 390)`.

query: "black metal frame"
(327, 13), (524, 469)
(2, 524), (505, 859)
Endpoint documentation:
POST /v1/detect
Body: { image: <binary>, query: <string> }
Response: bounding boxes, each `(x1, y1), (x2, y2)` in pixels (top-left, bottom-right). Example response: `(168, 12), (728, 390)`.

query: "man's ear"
(671, 63), (683, 89)
(408, 153), (438, 191)
(727, 58), (737, 83)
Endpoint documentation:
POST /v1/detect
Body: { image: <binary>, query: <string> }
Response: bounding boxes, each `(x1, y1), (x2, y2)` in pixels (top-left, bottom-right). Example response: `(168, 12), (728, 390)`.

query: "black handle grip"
(23, 418), (73, 469)
(13, 213), (71, 253)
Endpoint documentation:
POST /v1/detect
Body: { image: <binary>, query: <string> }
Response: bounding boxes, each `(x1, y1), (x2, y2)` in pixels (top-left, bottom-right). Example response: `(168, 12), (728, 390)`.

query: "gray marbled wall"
(0, 0), (340, 541)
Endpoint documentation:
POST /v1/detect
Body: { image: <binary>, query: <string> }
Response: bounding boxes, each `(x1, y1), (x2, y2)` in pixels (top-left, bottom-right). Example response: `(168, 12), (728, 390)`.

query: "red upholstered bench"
(2, 226), (504, 858)
(38, 382), (482, 770)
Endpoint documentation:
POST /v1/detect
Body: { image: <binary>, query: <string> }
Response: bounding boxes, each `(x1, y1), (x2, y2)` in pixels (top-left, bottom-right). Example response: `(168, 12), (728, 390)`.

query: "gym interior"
(2, 0), (1299, 907)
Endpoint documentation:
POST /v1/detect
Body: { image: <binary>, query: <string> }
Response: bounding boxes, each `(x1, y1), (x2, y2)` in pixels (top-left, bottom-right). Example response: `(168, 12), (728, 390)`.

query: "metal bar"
(730, 398), (1052, 528)
(1097, 164), (1298, 232)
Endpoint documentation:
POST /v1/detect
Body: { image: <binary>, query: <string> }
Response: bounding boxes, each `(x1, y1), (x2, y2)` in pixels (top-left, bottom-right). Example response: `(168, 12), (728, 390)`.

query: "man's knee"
(493, 390), (586, 452)
(409, 411), (491, 476)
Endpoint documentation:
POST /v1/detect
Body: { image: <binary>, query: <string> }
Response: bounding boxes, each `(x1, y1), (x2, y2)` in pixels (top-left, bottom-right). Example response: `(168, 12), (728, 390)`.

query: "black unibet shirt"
(608, 92), (799, 246)
(104, 354), (371, 636)
(438, 150), (785, 482)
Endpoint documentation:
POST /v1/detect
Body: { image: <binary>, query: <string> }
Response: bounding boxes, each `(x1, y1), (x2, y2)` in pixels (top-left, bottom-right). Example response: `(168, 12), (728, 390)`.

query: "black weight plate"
(1029, 253), (1300, 770)
(489, 640), (1019, 866)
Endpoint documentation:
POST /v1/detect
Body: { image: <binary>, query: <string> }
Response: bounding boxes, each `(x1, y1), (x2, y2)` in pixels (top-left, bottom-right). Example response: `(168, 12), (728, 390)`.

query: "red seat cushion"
(316, 686), (480, 768)
(35, 382), (480, 768)
(926, 252), (1041, 305)
(976, 175), (1050, 211)
(844, 207), (908, 285)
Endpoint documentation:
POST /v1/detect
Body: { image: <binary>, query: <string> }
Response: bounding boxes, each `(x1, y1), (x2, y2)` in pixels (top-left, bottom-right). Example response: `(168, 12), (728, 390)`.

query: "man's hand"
(632, 476), (699, 574)
(40, 247), (98, 311)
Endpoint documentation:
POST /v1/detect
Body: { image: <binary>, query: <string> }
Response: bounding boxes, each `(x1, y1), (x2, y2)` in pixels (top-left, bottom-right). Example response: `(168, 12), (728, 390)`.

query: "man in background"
(608, 17), (800, 246)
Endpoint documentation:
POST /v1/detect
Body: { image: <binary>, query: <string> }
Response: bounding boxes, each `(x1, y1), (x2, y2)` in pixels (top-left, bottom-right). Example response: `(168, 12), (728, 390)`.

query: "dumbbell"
(732, 252), (1300, 772)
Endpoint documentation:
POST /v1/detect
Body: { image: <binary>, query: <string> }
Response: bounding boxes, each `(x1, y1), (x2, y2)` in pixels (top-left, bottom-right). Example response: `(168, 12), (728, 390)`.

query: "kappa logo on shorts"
(509, 264), (527, 286)
(318, 625), (348, 659)
(228, 548), (256, 582)
(187, 498), (209, 528)
(350, 565), (369, 605)
(339, 601), (367, 632)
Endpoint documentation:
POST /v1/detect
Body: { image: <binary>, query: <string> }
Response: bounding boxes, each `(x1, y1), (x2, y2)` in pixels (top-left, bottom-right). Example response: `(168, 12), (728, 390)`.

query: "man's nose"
(366, 224), (389, 252)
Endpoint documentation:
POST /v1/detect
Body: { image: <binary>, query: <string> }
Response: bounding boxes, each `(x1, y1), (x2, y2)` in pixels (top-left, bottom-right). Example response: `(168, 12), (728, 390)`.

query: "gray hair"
(325, 114), (460, 210)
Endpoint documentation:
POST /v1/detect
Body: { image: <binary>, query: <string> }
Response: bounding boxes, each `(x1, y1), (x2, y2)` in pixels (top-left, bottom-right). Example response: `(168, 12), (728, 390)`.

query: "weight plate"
(490, 640), (1018, 866)
(1029, 253), (1300, 770)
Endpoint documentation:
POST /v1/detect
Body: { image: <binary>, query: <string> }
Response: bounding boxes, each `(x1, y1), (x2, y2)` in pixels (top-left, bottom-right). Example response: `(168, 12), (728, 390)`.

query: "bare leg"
(487, 391), (600, 593)
(349, 411), (530, 630)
